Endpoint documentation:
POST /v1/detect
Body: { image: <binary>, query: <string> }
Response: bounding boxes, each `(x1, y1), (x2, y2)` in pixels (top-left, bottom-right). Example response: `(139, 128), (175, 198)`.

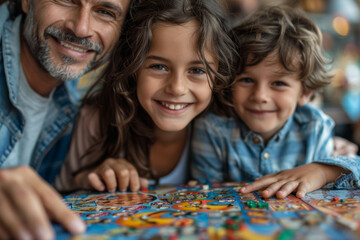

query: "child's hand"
(240, 163), (347, 199)
(333, 136), (358, 157)
(76, 158), (148, 192)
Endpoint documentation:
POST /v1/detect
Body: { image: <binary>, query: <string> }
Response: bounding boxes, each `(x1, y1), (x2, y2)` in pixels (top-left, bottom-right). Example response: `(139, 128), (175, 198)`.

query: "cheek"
(136, 83), (146, 105)
(101, 33), (118, 51)
(137, 79), (155, 105)
(277, 98), (297, 117)
(35, 6), (67, 30)
(232, 89), (246, 105)
(98, 25), (122, 51)
(198, 87), (212, 106)
(279, 93), (299, 107)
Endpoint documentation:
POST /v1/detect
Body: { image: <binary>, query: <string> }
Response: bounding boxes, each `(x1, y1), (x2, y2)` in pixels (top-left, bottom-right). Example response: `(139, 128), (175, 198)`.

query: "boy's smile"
(232, 53), (312, 143)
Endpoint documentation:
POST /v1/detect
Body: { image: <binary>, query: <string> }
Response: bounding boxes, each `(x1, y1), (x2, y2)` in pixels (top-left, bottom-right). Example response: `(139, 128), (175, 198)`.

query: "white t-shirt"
(3, 69), (52, 168)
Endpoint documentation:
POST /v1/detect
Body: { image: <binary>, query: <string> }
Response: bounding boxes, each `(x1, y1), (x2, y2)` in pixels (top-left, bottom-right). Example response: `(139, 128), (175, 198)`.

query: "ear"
(297, 89), (314, 106)
(22, 0), (30, 14)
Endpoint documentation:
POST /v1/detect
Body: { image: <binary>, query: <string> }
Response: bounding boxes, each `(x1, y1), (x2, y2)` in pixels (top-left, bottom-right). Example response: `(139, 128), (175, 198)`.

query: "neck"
(154, 126), (188, 145)
(20, 33), (60, 97)
(150, 126), (188, 178)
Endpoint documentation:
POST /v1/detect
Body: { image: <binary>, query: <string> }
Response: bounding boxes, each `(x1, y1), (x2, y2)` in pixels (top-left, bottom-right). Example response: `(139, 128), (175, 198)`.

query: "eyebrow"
(271, 70), (292, 77)
(242, 67), (290, 75)
(100, 1), (124, 17)
(146, 55), (215, 66)
(146, 56), (170, 63)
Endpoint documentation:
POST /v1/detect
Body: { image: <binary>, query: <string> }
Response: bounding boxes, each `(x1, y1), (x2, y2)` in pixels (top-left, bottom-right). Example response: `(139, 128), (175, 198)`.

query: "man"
(0, 0), (130, 238)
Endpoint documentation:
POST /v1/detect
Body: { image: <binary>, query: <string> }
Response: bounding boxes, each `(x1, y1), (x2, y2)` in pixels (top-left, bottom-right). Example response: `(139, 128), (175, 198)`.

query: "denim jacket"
(191, 106), (360, 189)
(0, 4), (82, 183)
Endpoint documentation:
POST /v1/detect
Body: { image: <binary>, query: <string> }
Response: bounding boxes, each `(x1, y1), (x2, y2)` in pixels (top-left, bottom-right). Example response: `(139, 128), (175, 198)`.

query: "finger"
(276, 181), (299, 199)
(35, 183), (86, 235)
(261, 180), (289, 198)
(88, 172), (105, 192)
(101, 168), (117, 192)
(6, 183), (54, 240)
(333, 137), (358, 156)
(350, 144), (359, 153)
(296, 182), (311, 198)
(0, 224), (11, 240)
(128, 168), (140, 192)
(334, 147), (350, 156)
(345, 145), (358, 156)
(115, 168), (130, 192)
(240, 175), (277, 193)
(0, 192), (31, 240)
(335, 149), (346, 156)
(140, 177), (149, 189)
(254, 173), (276, 181)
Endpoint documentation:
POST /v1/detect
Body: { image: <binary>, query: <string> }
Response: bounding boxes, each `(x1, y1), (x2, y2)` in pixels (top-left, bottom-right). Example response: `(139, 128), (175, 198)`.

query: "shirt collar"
(237, 114), (295, 144)
(3, 14), (23, 103)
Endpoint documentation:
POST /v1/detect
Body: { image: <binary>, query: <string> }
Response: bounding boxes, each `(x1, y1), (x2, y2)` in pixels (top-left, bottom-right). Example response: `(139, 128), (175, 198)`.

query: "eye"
(189, 68), (206, 75)
(96, 8), (117, 19)
(238, 77), (254, 84)
(273, 81), (287, 87)
(149, 64), (167, 71)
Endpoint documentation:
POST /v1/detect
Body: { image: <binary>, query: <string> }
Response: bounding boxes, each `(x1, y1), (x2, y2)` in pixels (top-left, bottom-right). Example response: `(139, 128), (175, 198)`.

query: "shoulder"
(0, 3), (10, 54)
(79, 105), (99, 123)
(76, 105), (101, 137)
(293, 104), (334, 131)
(194, 111), (237, 131)
(0, 3), (10, 28)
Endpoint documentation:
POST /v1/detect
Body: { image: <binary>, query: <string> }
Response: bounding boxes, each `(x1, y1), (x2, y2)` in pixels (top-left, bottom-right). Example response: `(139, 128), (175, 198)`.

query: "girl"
(54, 0), (236, 192)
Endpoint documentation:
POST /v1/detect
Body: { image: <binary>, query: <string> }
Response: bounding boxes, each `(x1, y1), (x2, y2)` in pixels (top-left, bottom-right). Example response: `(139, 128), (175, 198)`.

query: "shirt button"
(64, 108), (71, 115)
(263, 152), (270, 159)
(253, 137), (260, 143)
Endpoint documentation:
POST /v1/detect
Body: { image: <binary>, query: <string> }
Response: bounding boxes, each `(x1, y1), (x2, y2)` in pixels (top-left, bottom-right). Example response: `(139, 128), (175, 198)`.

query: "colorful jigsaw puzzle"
(55, 182), (360, 239)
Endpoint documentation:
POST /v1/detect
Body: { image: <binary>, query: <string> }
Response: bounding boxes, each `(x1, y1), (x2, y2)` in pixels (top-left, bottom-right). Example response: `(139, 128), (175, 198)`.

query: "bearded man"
(0, 0), (130, 238)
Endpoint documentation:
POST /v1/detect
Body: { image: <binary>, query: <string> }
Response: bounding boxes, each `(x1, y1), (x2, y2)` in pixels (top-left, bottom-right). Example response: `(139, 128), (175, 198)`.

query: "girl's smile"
(137, 20), (216, 132)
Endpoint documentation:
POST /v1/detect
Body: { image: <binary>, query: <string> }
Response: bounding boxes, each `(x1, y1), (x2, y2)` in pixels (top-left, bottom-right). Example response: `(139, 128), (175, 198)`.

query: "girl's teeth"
(161, 102), (187, 110)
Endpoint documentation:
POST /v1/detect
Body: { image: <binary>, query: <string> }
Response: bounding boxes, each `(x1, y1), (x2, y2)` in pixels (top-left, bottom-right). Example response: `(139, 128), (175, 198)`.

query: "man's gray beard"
(22, 3), (106, 81)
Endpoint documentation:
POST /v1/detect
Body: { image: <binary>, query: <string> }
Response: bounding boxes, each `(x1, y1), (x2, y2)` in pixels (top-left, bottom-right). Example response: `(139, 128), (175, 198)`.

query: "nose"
(64, 7), (93, 38)
(165, 72), (187, 96)
(251, 84), (269, 103)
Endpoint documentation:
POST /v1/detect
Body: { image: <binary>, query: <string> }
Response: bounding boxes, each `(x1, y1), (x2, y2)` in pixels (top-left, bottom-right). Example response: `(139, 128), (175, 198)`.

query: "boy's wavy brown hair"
(232, 4), (332, 91)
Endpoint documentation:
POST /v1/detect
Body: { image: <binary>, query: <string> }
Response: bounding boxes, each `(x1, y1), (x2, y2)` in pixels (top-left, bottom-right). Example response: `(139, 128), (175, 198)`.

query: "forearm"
(312, 163), (350, 183)
(314, 156), (360, 188)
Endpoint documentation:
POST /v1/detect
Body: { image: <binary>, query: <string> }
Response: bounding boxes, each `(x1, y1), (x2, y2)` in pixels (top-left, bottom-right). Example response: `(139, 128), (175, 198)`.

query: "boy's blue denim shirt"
(0, 4), (82, 183)
(191, 104), (360, 189)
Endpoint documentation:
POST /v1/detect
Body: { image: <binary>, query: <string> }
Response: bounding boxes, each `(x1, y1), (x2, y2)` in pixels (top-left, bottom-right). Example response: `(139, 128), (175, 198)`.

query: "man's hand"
(240, 163), (346, 199)
(333, 136), (358, 157)
(0, 166), (85, 239)
(75, 158), (149, 193)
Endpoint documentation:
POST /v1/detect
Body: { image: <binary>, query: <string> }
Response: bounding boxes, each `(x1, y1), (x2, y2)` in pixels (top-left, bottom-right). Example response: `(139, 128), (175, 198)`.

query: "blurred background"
(220, 0), (360, 148)
(2, 0), (358, 147)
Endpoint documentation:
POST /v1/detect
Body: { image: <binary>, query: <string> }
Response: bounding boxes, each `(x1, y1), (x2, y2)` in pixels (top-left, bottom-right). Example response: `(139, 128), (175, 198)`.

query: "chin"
(160, 125), (186, 133)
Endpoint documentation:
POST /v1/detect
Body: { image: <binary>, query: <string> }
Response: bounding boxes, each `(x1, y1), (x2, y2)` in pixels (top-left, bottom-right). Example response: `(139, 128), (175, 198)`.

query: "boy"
(191, 5), (360, 199)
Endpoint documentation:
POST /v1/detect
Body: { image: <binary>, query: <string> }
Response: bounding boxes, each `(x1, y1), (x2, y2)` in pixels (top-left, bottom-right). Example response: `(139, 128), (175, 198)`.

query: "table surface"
(55, 182), (360, 240)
